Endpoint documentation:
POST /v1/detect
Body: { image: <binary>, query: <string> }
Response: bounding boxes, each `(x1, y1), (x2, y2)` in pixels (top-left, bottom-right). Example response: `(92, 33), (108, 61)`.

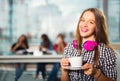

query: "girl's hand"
(81, 63), (97, 76)
(60, 58), (70, 69)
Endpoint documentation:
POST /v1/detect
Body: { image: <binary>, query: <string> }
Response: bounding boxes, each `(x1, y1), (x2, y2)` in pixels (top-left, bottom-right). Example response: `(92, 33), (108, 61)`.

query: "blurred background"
(0, 0), (120, 53)
(0, 0), (120, 81)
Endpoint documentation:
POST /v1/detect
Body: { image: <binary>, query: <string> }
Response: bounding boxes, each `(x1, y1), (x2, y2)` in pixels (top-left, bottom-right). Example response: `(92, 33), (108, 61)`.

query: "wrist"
(91, 67), (97, 76)
(61, 68), (68, 74)
(94, 69), (101, 80)
(62, 67), (68, 71)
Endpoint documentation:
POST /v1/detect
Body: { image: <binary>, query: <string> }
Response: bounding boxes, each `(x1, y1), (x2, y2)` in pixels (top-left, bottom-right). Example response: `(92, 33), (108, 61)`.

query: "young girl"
(60, 8), (117, 81)
(35, 34), (53, 80)
(53, 33), (67, 54)
(47, 33), (67, 81)
(11, 34), (29, 81)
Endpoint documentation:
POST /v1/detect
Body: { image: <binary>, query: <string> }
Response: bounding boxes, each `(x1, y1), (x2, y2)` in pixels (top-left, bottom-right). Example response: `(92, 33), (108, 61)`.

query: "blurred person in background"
(53, 33), (67, 54)
(35, 34), (53, 80)
(47, 33), (67, 81)
(11, 34), (29, 81)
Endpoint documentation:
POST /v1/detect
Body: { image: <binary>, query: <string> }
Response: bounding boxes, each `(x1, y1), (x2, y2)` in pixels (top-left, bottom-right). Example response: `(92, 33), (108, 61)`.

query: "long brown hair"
(75, 8), (109, 66)
(41, 34), (51, 49)
(57, 33), (66, 45)
(18, 34), (29, 49)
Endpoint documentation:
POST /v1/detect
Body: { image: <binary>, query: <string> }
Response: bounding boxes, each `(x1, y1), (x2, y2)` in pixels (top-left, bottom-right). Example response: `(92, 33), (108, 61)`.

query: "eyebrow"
(81, 18), (95, 22)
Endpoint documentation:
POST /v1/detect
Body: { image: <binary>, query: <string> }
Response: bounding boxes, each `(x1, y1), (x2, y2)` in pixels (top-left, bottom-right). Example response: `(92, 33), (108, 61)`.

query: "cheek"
(79, 26), (81, 34)
(79, 23), (82, 28)
(90, 26), (96, 32)
(79, 24), (82, 31)
(56, 38), (62, 43)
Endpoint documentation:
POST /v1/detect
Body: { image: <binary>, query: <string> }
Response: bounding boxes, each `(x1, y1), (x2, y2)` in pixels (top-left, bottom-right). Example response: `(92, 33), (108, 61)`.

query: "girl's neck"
(82, 35), (95, 44)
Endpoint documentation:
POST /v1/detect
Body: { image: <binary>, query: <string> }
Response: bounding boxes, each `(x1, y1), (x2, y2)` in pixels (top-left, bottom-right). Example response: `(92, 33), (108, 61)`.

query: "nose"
(83, 21), (88, 27)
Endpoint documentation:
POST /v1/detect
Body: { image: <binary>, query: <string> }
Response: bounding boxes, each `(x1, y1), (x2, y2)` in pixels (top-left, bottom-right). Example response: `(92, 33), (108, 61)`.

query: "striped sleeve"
(102, 47), (117, 80)
(63, 43), (72, 58)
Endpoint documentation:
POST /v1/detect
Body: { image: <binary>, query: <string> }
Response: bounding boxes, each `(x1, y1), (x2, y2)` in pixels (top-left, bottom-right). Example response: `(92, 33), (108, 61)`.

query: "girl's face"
(79, 11), (96, 39)
(56, 36), (63, 44)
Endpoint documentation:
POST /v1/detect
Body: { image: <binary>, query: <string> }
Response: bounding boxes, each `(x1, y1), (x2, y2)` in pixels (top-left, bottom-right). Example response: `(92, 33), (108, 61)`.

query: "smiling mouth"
(81, 28), (88, 32)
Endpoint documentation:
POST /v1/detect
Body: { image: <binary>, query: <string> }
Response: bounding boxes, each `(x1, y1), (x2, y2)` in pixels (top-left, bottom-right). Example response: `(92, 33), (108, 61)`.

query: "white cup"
(33, 50), (42, 56)
(69, 56), (82, 67)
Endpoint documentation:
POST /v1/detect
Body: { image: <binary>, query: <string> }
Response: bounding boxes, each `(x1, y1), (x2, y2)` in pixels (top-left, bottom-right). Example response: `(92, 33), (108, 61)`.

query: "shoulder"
(63, 42), (79, 58)
(53, 44), (57, 46)
(11, 43), (17, 48)
(64, 42), (73, 50)
(64, 41), (67, 45)
(99, 43), (117, 61)
(64, 43), (72, 54)
(99, 43), (116, 54)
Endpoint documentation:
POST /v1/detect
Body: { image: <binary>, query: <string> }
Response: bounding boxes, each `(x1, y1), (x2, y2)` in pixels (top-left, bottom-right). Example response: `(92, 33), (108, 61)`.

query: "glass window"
(108, 0), (120, 42)
(0, 0), (120, 53)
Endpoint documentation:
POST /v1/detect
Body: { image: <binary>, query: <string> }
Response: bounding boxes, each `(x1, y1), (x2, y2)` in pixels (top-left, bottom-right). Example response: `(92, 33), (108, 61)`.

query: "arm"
(61, 68), (69, 81)
(11, 43), (21, 52)
(94, 69), (116, 81)
(21, 43), (28, 49)
(60, 58), (70, 81)
(81, 63), (116, 81)
(60, 43), (72, 81)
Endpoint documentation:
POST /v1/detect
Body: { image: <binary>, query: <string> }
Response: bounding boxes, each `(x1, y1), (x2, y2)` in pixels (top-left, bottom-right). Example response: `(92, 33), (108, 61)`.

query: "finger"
(62, 62), (69, 66)
(81, 63), (92, 70)
(84, 69), (93, 76)
(82, 63), (94, 76)
(61, 59), (70, 69)
(61, 58), (70, 66)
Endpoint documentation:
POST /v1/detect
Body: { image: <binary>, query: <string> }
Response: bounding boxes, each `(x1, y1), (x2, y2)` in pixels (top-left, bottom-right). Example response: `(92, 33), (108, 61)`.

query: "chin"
(80, 34), (90, 38)
(81, 36), (88, 38)
(80, 34), (88, 37)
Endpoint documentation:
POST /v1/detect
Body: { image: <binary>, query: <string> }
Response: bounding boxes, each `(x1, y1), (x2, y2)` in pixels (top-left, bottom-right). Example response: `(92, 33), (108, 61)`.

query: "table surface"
(0, 51), (63, 63)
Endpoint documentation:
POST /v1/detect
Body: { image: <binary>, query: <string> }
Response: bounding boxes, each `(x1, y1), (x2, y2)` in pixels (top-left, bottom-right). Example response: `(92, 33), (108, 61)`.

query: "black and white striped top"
(63, 42), (117, 81)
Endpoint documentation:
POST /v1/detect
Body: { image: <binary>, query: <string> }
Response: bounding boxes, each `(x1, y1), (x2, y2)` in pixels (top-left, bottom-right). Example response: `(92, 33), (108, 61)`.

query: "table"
(0, 54), (63, 63)
(0, 54), (63, 81)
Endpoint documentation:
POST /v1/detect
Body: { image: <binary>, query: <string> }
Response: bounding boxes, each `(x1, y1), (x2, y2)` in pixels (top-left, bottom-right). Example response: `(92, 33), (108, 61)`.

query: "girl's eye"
(80, 19), (85, 22)
(90, 22), (94, 24)
(88, 21), (94, 24)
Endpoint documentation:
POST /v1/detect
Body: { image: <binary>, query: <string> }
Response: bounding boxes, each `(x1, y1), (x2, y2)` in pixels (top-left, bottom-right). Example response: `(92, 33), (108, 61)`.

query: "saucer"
(64, 66), (81, 70)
